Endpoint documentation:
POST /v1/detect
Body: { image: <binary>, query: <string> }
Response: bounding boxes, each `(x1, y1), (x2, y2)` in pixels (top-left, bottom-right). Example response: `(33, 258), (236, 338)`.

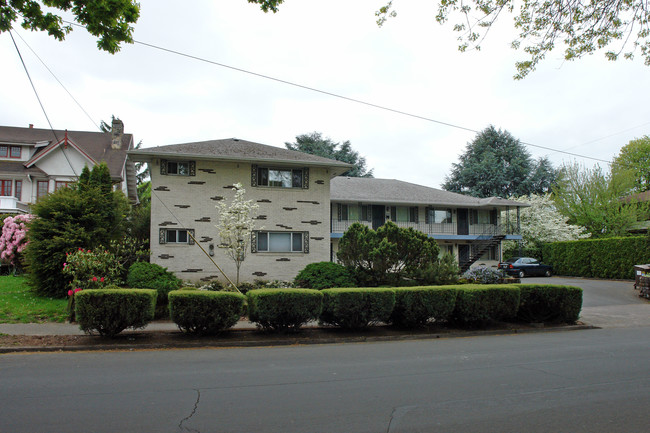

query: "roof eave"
(128, 150), (353, 173)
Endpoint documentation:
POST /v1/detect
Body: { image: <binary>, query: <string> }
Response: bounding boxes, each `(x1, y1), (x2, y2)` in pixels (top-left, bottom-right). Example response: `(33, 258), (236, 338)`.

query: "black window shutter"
(160, 159), (167, 175)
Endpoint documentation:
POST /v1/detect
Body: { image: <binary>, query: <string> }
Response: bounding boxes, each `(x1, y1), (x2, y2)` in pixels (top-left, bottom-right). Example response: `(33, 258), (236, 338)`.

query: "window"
(55, 181), (71, 191)
(0, 180), (11, 196)
(168, 161), (189, 175)
(258, 167), (303, 188)
(37, 181), (49, 198)
(470, 209), (496, 225)
(255, 231), (306, 253)
(160, 160), (195, 176)
(252, 165), (308, 189)
(0, 146), (21, 158)
(14, 180), (22, 200)
(427, 208), (452, 224)
(159, 228), (195, 245)
(390, 206), (418, 223)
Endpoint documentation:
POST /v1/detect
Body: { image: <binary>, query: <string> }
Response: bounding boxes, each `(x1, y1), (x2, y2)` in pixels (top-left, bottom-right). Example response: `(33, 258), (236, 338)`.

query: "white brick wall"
(149, 159), (331, 285)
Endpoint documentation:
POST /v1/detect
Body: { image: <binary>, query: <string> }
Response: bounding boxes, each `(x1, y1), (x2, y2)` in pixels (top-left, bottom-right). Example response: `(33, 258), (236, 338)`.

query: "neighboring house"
(130, 138), (526, 283)
(0, 119), (138, 213)
(330, 177), (527, 271)
(128, 138), (352, 283)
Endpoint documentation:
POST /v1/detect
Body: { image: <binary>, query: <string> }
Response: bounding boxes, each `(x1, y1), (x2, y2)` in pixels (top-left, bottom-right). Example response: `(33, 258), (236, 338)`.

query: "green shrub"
(517, 284), (583, 324)
(74, 288), (157, 337)
(543, 236), (650, 279)
(247, 289), (323, 332)
(294, 262), (356, 289)
(126, 262), (181, 305)
(168, 290), (246, 334)
(390, 287), (458, 328)
(25, 163), (131, 298)
(452, 285), (520, 324)
(320, 288), (396, 329)
(337, 221), (440, 286)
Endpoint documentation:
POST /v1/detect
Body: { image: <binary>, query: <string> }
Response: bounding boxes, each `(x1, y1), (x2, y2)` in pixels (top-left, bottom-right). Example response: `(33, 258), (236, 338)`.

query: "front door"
(457, 208), (469, 235)
(459, 244), (469, 265)
(372, 205), (385, 230)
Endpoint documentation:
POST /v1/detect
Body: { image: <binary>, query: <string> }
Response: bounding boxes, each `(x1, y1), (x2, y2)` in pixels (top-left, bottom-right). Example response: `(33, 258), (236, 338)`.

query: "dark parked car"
(498, 257), (553, 278)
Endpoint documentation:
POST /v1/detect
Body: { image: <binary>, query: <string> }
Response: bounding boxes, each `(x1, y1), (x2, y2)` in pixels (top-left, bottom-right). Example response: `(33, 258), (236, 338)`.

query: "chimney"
(29, 124), (34, 128)
(111, 118), (124, 149)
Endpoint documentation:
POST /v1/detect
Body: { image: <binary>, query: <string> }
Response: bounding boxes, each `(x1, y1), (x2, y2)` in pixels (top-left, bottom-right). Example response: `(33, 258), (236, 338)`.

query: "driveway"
(525, 276), (650, 328)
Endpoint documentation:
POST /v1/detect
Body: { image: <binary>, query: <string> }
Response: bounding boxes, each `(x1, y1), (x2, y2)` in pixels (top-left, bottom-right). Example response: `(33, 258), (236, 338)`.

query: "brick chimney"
(111, 119), (124, 149)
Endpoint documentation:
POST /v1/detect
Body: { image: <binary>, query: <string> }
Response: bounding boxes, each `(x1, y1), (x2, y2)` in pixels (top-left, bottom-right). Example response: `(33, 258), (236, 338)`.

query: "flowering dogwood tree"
(0, 214), (33, 271)
(216, 183), (260, 285)
(503, 194), (588, 257)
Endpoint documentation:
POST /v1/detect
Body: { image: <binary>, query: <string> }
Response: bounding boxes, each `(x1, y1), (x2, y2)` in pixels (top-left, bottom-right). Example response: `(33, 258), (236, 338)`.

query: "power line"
(12, 29), (101, 131)
(9, 28), (79, 178)
(62, 20), (626, 165)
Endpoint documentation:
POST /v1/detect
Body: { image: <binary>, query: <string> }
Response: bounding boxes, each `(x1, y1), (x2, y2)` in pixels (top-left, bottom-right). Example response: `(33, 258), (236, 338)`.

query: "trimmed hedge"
(75, 289), (157, 337)
(247, 289), (323, 332)
(390, 286), (458, 328)
(517, 284), (582, 324)
(452, 285), (520, 324)
(168, 290), (246, 334)
(543, 236), (650, 279)
(320, 288), (396, 329)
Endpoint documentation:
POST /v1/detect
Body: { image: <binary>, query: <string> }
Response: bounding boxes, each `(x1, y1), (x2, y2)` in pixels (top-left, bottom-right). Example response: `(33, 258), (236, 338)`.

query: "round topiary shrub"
(168, 290), (246, 334)
(294, 262), (356, 290)
(126, 262), (181, 307)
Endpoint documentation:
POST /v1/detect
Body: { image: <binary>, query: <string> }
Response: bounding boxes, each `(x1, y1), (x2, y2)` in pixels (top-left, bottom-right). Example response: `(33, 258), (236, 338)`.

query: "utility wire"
(10, 28), (79, 178)
(9, 29), (58, 140)
(12, 29), (101, 131)
(62, 20), (627, 165)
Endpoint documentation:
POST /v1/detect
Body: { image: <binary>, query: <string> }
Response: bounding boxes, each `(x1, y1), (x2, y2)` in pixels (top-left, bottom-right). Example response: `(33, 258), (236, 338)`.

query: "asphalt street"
(0, 277), (648, 433)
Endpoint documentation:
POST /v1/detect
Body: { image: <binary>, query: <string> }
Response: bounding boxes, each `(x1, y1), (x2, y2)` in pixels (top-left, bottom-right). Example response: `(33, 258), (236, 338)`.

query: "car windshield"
(504, 258), (519, 263)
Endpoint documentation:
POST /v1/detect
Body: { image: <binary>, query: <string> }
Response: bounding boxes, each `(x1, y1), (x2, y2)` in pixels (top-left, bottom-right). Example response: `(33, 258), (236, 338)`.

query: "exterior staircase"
(459, 225), (506, 273)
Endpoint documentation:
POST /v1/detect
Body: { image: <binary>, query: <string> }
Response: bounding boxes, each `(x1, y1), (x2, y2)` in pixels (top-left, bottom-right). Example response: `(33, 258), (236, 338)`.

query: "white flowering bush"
(462, 266), (502, 284)
(502, 194), (589, 258)
(0, 214), (33, 270)
(216, 183), (260, 285)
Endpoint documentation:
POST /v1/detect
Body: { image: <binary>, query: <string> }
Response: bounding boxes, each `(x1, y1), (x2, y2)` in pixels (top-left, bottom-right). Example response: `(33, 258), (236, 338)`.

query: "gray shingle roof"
(0, 125), (133, 180)
(128, 138), (353, 174)
(331, 177), (528, 208)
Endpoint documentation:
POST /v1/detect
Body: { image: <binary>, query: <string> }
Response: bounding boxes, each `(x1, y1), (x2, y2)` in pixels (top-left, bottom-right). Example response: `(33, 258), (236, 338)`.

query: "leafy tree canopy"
(442, 125), (557, 198)
(0, 0), (140, 54)
(552, 161), (649, 238)
(375, 0), (650, 79)
(285, 132), (374, 177)
(611, 135), (650, 193)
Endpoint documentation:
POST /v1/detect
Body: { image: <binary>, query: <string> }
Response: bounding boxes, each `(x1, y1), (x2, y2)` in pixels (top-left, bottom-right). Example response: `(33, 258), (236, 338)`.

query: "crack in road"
(178, 389), (201, 432)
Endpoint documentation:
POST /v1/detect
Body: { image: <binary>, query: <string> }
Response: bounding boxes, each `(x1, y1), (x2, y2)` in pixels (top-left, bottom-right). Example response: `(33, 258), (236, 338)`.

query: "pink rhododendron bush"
(0, 214), (33, 269)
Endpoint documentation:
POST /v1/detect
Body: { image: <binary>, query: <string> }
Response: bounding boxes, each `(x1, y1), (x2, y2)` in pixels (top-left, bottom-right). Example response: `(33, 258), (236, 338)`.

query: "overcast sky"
(2, 0), (649, 189)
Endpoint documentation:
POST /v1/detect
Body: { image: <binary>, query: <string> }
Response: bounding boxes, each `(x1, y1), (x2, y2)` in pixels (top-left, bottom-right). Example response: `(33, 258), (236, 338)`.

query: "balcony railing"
(331, 220), (519, 236)
(0, 196), (29, 213)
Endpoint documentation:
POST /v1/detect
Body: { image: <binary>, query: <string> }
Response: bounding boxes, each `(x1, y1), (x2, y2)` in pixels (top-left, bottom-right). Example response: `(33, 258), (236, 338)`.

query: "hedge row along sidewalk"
(63, 284), (583, 338)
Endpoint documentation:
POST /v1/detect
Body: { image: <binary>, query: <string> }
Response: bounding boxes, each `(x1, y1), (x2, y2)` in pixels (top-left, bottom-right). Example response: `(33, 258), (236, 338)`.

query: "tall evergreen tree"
(26, 163), (130, 297)
(442, 126), (557, 198)
(286, 132), (373, 177)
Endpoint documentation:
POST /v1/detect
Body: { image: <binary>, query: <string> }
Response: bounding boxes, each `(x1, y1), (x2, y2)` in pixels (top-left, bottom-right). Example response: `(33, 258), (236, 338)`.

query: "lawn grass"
(0, 276), (68, 323)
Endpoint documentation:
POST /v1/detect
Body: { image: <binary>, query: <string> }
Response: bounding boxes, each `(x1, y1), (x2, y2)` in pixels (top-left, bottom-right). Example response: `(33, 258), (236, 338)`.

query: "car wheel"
(544, 269), (552, 277)
(518, 270), (525, 279)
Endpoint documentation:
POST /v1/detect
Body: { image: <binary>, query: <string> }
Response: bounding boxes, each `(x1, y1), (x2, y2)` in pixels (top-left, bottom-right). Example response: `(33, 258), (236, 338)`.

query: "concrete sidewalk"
(0, 319), (259, 336)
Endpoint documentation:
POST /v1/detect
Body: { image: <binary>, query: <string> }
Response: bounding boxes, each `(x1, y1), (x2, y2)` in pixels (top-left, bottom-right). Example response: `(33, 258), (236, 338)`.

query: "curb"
(0, 324), (598, 354)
